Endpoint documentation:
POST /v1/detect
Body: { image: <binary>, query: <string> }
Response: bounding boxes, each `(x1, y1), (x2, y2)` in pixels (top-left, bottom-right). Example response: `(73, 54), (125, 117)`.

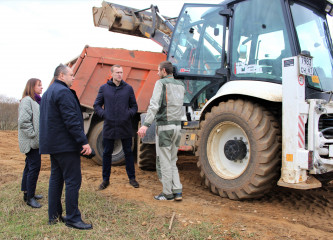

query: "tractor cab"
(168, 0), (333, 107)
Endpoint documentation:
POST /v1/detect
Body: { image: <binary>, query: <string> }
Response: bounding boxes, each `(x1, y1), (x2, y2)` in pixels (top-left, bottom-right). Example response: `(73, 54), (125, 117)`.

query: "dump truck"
(69, 46), (166, 165)
(92, 0), (333, 200)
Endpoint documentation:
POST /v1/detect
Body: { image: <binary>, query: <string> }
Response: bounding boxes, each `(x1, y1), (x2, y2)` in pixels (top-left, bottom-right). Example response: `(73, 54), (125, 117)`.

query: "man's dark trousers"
(48, 151), (82, 223)
(21, 148), (41, 199)
(102, 138), (135, 181)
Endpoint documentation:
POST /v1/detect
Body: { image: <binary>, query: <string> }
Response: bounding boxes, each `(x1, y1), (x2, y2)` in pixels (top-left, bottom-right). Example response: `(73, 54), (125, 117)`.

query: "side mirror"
(239, 45), (247, 59)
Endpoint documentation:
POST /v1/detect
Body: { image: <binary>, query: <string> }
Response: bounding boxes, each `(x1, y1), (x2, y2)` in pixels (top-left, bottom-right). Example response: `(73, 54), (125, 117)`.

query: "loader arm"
(92, 1), (177, 53)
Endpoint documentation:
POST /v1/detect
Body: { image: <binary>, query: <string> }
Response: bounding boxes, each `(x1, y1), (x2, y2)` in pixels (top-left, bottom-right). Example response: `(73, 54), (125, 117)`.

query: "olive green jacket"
(144, 75), (185, 127)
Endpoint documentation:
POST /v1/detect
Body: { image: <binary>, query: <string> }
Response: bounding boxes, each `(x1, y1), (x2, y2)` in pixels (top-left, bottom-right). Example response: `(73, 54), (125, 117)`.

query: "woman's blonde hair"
(21, 78), (41, 101)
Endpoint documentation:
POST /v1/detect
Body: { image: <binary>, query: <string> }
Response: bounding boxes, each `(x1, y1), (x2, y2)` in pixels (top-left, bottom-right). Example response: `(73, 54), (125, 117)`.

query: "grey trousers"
(155, 124), (182, 197)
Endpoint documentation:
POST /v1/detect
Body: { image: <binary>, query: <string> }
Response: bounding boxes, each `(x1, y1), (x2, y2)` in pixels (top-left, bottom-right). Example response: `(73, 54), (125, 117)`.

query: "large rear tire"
(88, 121), (126, 166)
(138, 142), (156, 171)
(137, 121), (156, 171)
(197, 99), (281, 200)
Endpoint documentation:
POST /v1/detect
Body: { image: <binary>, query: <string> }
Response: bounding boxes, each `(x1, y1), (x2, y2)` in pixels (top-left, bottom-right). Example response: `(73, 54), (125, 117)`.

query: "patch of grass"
(0, 181), (232, 240)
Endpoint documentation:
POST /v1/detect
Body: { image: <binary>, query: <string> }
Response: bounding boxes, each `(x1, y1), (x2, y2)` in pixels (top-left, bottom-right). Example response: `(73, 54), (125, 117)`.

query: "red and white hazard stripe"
(298, 115), (305, 148)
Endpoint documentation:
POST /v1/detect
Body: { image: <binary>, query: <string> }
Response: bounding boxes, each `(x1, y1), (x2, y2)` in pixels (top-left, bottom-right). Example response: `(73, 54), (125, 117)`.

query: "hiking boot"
(129, 179), (139, 188)
(174, 193), (182, 201)
(98, 180), (110, 190)
(154, 193), (174, 201)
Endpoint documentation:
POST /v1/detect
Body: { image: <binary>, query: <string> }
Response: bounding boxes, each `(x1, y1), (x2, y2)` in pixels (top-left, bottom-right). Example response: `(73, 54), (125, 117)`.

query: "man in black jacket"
(94, 65), (139, 190)
(40, 64), (92, 230)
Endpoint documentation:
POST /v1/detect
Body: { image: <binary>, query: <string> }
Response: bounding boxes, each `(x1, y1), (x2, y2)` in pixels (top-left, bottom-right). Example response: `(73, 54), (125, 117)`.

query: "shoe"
(48, 215), (67, 225)
(27, 197), (42, 208)
(65, 221), (93, 230)
(174, 193), (182, 201)
(61, 215), (68, 223)
(99, 180), (110, 190)
(48, 219), (58, 225)
(34, 194), (43, 200)
(154, 193), (174, 201)
(24, 193), (43, 202)
(129, 179), (139, 188)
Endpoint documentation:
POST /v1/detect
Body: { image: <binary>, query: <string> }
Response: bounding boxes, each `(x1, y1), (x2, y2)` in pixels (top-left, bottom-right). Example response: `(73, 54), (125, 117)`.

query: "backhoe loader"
(91, 0), (333, 199)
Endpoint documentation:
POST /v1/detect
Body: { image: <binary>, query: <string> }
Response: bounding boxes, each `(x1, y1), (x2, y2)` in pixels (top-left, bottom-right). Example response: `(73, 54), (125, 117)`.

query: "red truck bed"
(70, 46), (166, 112)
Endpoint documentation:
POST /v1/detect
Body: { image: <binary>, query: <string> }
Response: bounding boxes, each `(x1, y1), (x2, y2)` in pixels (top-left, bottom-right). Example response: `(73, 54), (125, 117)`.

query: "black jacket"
(39, 80), (88, 154)
(93, 79), (138, 139)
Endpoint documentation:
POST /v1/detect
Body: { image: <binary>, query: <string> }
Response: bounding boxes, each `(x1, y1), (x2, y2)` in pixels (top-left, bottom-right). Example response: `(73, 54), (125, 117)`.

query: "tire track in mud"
(256, 185), (333, 233)
(176, 154), (333, 235)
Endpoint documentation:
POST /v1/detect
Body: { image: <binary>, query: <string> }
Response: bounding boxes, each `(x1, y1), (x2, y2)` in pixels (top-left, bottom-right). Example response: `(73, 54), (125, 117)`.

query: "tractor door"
(168, 3), (227, 77)
(230, 0), (293, 82)
(167, 3), (228, 107)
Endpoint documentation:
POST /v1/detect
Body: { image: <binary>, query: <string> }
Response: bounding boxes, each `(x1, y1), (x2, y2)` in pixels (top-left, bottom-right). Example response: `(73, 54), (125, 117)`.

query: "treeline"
(0, 95), (19, 130)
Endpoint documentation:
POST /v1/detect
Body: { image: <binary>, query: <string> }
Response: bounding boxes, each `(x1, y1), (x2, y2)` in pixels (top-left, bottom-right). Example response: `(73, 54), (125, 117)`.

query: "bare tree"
(0, 94), (19, 130)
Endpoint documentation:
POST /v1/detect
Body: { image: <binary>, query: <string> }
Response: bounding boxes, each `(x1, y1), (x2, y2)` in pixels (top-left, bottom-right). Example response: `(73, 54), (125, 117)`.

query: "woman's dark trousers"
(21, 148), (41, 199)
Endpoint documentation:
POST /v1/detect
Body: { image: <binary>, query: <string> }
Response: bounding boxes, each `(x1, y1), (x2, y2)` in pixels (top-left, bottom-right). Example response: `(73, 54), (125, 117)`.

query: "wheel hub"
(224, 139), (247, 161)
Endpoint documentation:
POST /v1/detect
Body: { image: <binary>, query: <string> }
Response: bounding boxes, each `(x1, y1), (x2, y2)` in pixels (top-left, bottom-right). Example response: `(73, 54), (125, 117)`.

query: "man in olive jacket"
(138, 61), (185, 201)
(94, 64), (139, 190)
(39, 64), (92, 230)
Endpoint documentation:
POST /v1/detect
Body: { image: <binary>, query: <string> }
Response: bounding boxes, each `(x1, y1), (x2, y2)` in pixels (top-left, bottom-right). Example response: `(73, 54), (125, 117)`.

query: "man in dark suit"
(94, 65), (139, 190)
(39, 64), (92, 230)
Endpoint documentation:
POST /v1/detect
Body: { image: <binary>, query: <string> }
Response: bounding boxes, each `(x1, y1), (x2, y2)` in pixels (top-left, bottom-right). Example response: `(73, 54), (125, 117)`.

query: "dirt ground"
(1, 130), (332, 239)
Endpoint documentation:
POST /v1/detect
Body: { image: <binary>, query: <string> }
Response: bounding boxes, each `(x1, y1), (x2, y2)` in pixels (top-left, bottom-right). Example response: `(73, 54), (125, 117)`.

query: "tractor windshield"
(290, 2), (333, 92)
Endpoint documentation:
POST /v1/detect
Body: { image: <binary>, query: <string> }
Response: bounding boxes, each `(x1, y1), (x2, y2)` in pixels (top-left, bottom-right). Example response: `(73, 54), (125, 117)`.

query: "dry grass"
(0, 181), (243, 240)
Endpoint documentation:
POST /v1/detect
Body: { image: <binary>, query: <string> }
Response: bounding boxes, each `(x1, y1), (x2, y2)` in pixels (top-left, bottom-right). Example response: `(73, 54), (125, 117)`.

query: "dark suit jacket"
(39, 79), (88, 154)
(93, 79), (138, 139)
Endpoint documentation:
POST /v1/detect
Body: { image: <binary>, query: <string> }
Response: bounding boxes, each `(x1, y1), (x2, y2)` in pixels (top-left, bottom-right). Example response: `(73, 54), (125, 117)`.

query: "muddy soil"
(1, 131), (332, 239)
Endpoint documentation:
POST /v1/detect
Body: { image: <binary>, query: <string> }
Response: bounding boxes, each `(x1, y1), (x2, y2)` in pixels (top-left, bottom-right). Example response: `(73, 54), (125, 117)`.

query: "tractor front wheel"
(197, 99), (281, 200)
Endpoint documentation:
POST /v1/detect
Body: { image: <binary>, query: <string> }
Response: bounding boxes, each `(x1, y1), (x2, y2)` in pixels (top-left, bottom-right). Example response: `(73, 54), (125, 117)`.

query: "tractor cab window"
(169, 4), (225, 76)
(231, 0), (292, 82)
(290, 2), (333, 92)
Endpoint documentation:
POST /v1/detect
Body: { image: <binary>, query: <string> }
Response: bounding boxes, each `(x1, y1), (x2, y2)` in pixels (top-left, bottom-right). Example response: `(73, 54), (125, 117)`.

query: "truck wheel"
(138, 141), (156, 171)
(197, 99), (281, 200)
(88, 121), (126, 166)
(137, 122), (156, 171)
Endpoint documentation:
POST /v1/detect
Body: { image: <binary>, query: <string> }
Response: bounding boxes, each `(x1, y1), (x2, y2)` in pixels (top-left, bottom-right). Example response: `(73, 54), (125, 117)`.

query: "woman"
(18, 78), (43, 208)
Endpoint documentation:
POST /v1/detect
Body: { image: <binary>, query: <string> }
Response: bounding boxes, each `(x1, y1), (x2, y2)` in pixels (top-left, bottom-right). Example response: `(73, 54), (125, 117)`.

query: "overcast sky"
(1, 0), (332, 100)
(0, 0), (216, 100)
